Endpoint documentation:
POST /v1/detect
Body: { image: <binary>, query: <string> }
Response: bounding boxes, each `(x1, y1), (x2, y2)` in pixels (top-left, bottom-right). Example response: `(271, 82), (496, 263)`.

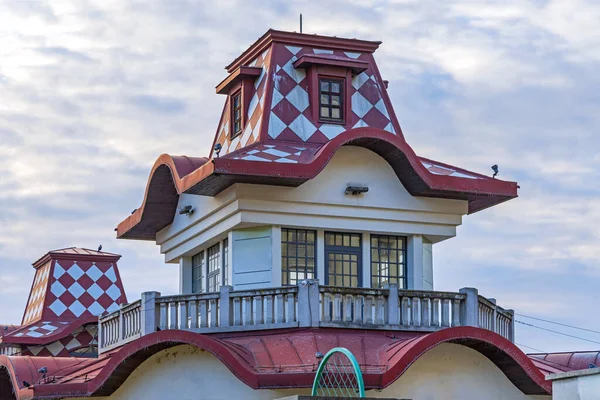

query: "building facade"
(0, 29), (589, 400)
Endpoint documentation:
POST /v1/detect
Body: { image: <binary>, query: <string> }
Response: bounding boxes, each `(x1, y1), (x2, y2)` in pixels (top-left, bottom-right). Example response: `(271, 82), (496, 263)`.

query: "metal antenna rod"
(300, 13), (303, 33)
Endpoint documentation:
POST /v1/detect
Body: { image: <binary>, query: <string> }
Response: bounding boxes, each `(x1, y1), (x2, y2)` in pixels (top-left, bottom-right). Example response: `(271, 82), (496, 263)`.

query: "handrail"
(98, 283), (514, 354)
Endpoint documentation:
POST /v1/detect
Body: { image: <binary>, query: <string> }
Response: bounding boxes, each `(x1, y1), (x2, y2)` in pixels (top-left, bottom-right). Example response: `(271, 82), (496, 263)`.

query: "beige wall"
(71, 343), (550, 400)
(549, 368), (600, 400)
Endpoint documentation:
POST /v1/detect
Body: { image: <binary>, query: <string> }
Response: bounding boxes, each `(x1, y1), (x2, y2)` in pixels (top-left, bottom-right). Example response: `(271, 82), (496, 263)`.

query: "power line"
(516, 320), (600, 345)
(516, 313), (600, 335)
(516, 342), (545, 353)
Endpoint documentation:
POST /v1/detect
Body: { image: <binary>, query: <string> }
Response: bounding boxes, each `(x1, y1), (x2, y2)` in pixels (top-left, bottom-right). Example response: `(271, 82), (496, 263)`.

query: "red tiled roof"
(0, 327), (551, 399)
(528, 351), (600, 372)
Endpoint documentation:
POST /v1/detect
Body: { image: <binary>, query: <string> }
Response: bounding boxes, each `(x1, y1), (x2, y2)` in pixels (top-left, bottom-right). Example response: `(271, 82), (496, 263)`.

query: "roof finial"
(300, 13), (303, 33)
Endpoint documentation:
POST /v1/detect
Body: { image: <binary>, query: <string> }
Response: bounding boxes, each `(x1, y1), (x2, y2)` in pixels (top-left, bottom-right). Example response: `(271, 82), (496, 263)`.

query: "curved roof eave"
(117, 128), (518, 240)
(0, 327), (550, 399)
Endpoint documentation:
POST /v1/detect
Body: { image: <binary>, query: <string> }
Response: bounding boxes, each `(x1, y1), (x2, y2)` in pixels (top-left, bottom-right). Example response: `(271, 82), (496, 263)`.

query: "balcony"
(98, 282), (514, 354)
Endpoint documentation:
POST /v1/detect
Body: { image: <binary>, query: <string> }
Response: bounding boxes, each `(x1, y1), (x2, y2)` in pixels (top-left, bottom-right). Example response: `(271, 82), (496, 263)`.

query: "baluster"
(452, 300), (461, 327)
(210, 299), (218, 327)
(275, 294), (285, 323)
(432, 299), (441, 327)
(333, 294), (342, 322)
(189, 300), (198, 329)
(233, 297), (242, 326)
(254, 296), (264, 325)
(411, 297), (420, 326)
(353, 296), (363, 324)
(178, 301), (188, 329)
(344, 295), (353, 322)
(375, 296), (385, 325)
(244, 297), (253, 325)
(421, 298), (431, 327)
(401, 297), (410, 326)
(168, 302), (177, 330)
(441, 299), (450, 327)
(364, 296), (373, 324)
(265, 295), (274, 324)
(200, 300), (208, 328)
(323, 294), (332, 322)
(286, 293), (295, 323)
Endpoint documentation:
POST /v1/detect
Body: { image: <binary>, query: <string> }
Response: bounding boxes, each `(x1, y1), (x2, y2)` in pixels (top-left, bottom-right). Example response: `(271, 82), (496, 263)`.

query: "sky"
(1, 0), (600, 354)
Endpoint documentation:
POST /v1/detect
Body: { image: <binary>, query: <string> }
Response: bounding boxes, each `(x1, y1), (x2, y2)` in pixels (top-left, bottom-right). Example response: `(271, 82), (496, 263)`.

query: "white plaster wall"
(73, 343), (550, 400)
(232, 226), (272, 289)
(552, 371), (600, 400)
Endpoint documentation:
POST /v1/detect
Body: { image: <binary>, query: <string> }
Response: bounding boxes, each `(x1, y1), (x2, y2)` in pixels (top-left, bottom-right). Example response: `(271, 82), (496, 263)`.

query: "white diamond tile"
(374, 98), (390, 119)
(106, 302), (120, 313)
(344, 52), (362, 59)
(29, 346), (43, 356)
(47, 340), (65, 356)
(268, 112), (287, 139)
(351, 92), (373, 118)
(384, 122), (395, 134)
(247, 93), (259, 119)
(313, 48), (333, 54)
(50, 281), (66, 297)
(87, 265), (102, 282)
(105, 266), (117, 283)
(67, 263), (84, 280)
(106, 284), (122, 301)
(271, 88), (284, 108)
(242, 155), (268, 162)
(65, 338), (82, 350)
(352, 72), (370, 89)
(319, 124), (346, 140)
(88, 301), (105, 316)
(26, 330), (44, 338)
(41, 324), (58, 332)
(282, 58), (306, 83)
(288, 114), (317, 141)
(68, 282), (85, 298)
(285, 45), (302, 55)
(263, 148), (292, 158)
(53, 262), (65, 279)
(254, 67), (266, 89)
(285, 85), (309, 112)
(69, 300), (86, 317)
(275, 158), (297, 163)
(49, 299), (67, 316)
(353, 119), (368, 129)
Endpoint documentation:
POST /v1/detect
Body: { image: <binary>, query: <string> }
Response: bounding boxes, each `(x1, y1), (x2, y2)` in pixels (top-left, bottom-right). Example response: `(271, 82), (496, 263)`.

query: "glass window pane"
(331, 108), (340, 119)
(321, 94), (329, 105)
(351, 235), (360, 247)
(331, 82), (340, 93)
(320, 81), (329, 91)
(320, 107), (330, 118)
(281, 228), (317, 286)
(331, 96), (340, 106)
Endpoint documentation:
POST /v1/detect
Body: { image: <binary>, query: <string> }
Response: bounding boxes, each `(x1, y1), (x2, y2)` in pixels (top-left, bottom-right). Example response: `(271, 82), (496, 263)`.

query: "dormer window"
(319, 79), (344, 123)
(232, 92), (242, 138)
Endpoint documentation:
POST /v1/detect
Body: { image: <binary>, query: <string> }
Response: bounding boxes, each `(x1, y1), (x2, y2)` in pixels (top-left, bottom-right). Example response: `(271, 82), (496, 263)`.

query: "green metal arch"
(311, 347), (365, 397)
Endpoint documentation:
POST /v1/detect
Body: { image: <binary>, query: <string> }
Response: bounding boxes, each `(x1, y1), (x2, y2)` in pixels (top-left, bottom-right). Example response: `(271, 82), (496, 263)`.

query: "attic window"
(232, 92), (242, 138)
(319, 79), (344, 123)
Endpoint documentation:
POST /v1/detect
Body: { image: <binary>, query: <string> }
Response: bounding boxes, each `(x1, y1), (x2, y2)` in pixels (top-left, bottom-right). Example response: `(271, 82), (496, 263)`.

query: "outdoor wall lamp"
(345, 185), (369, 195)
(179, 205), (194, 215)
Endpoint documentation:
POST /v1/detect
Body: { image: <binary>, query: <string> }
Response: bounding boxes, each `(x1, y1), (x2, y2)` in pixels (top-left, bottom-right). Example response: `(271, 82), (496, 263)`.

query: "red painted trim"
(32, 250), (121, 269)
(115, 154), (212, 238)
(226, 29), (380, 73)
(117, 128), (517, 239)
(293, 54), (369, 74)
(4, 318), (98, 346)
(2, 327), (550, 399)
(215, 66), (262, 94)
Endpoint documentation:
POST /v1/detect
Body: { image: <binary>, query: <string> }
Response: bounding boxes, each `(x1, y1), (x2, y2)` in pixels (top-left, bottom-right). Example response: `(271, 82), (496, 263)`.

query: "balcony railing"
(98, 282), (514, 353)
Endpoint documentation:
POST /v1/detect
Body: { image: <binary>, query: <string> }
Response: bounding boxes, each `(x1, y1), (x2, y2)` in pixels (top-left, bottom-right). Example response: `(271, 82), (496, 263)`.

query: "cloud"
(1, 0), (599, 352)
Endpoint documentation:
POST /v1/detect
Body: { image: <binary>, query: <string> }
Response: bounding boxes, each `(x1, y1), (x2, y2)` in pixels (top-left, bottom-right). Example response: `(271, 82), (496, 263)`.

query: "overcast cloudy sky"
(1, 0), (599, 354)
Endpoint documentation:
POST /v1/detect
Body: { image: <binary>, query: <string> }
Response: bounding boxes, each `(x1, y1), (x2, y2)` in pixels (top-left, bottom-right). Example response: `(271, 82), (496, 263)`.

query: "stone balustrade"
(98, 282), (514, 354)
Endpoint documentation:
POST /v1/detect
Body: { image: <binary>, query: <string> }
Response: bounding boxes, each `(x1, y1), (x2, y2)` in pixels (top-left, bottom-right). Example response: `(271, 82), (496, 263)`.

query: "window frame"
(281, 228), (317, 286)
(324, 231), (362, 287)
(370, 234), (407, 289)
(318, 78), (345, 123)
(230, 90), (243, 139)
(207, 243), (221, 292)
(191, 251), (205, 293)
(222, 238), (229, 286)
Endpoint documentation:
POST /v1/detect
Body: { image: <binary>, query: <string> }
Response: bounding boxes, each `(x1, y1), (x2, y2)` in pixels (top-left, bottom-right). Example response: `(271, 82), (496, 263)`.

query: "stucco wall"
(550, 369), (600, 400)
(71, 343), (550, 400)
